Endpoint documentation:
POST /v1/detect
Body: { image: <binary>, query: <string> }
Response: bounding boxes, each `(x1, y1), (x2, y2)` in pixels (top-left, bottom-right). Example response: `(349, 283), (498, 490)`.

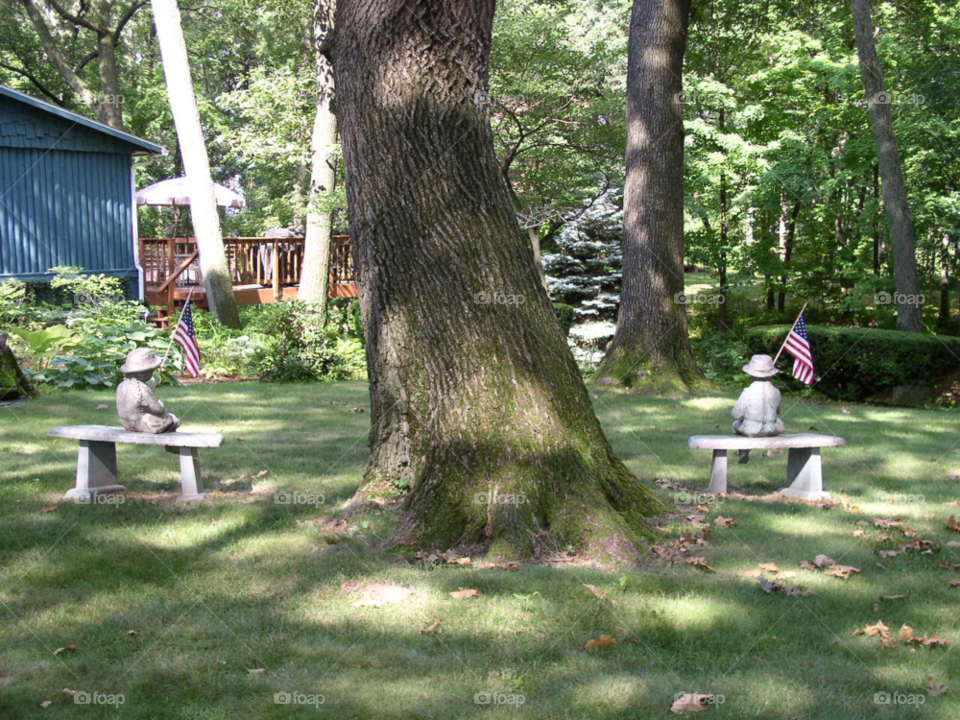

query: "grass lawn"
(1, 381), (959, 718)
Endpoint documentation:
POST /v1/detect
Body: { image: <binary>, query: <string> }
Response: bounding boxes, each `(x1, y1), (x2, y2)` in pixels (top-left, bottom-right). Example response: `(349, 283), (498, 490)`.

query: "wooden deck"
(140, 236), (356, 325)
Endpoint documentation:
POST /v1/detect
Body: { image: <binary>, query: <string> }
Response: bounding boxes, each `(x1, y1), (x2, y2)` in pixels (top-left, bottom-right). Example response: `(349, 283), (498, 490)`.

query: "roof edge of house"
(0, 84), (166, 156)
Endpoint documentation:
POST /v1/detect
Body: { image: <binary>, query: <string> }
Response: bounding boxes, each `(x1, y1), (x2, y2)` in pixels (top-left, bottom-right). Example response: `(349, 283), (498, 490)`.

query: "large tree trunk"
(596, 0), (700, 391)
(151, 0), (241, 328)
(328, 0), (660, 560)
(852, 0), (923, 332)
(298, 0), (338, 308)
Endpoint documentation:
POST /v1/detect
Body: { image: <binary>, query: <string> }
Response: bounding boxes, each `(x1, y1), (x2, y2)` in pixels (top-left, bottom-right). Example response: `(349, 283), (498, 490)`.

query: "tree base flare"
(360, 444), (663, 565)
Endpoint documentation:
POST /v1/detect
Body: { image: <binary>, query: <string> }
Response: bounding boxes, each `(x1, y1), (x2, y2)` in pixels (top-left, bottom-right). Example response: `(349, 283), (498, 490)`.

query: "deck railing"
(139, 235), (355, 299)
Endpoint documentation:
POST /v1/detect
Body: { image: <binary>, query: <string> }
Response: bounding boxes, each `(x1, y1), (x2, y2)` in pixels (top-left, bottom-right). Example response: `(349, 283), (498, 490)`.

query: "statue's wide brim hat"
(742, 354), (779, 378)
(121, 348), (163, 374)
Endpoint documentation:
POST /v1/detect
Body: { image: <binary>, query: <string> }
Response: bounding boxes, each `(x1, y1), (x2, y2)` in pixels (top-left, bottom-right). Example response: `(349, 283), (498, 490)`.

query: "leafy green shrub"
(36, 316), (174, 390)
(693, 331), (751, 387)
(553, 303), (576, 335)
(248, 302), (347, 382)
(48, 266), (126, 306)
(0, 281), (27, 326)
(745, 325), (960, 401)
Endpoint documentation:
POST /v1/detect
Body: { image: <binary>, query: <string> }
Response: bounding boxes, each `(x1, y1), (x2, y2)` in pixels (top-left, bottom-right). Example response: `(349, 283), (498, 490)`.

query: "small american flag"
(784, 312), (814, 385)
(173, 300), (202, 378)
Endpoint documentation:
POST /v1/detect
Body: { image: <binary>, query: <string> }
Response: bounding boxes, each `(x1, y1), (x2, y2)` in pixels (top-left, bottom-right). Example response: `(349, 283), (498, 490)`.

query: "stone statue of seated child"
(116, 348), (180, 434)
(732, 354), (784, 463)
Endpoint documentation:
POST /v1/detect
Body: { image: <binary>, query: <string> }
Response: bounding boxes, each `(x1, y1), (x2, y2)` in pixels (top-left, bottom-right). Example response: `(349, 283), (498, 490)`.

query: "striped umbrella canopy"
(135, 177), (246, 209)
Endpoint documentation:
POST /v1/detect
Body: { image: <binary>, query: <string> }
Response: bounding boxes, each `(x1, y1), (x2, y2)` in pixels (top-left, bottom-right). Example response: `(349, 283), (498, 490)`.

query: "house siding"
(0, 93), (150, 282)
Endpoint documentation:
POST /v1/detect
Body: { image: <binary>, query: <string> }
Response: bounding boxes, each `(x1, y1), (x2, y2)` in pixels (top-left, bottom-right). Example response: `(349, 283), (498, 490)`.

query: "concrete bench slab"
(687, 433), (846, 501)
(49, 425), (224, 503)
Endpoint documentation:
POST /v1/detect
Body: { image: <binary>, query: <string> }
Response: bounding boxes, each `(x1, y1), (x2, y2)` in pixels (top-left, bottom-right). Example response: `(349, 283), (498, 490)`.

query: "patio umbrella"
(135, 177), (246, 208)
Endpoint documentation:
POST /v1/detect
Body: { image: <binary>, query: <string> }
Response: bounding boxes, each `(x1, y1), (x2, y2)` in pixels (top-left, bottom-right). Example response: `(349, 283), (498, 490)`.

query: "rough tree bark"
(151, 0), (240, 327)
(298, 0), (338, 308)
(851, 0), (923, 332)
(328, 0), (660, 560)
(596, 0), (700, 391)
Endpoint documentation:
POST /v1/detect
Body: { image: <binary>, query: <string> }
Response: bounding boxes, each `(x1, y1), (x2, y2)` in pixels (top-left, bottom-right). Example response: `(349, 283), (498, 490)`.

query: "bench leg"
(176, 448), (206, 503)
(778, 448), (831, 501)
(707, 450), (728, 494)
(65, 441), (126, 502)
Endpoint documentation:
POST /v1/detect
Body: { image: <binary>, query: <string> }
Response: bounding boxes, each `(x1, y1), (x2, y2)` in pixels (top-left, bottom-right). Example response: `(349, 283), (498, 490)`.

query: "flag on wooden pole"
(173, 300), (202, 378)
(783, 312), (814, 385)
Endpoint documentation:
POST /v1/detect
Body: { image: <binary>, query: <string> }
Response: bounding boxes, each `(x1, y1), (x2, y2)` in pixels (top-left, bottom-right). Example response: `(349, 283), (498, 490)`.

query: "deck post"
(272, 240), (281, 301)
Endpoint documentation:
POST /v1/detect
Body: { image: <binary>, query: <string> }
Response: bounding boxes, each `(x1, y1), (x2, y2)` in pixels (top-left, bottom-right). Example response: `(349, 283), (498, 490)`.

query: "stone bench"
(687, 433), (846, 501)
(49, 425), (224, 503)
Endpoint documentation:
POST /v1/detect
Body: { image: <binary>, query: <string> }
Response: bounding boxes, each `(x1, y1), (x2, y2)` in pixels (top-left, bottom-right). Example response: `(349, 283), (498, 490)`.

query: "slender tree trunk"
(939, 232), (951, 328)
(298, 0), (338, 308)
(717, 170), (729, 328)
(777, 200), (801, 313)
(596, 0), (700, 391)
(151, 0), (240, 327)
(851, 0), (923, 332)
(328, 0), (660, 560)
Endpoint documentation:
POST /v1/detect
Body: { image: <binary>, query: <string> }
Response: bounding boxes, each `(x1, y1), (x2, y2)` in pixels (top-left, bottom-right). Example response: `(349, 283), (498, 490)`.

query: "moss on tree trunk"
(329, 0), (661, 562)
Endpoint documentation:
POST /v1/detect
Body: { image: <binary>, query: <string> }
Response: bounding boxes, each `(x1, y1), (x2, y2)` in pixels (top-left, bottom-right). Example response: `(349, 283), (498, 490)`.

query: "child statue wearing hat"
(732, 354), (784, 463)
(117, 348), (180, 434)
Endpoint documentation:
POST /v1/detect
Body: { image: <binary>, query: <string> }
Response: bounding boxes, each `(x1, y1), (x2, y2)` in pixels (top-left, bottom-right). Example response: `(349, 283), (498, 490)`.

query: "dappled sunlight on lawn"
(1, 383), (959, 718)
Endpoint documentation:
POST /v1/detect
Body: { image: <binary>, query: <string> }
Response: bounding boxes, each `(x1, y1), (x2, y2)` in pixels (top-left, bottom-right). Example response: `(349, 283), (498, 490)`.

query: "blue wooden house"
(0, 84), (164, 294)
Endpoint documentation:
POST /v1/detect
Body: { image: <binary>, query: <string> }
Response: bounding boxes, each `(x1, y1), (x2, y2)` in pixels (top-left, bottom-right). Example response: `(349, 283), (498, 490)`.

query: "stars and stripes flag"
(783, 312), (814, 385)
(173, 300), (202, 378)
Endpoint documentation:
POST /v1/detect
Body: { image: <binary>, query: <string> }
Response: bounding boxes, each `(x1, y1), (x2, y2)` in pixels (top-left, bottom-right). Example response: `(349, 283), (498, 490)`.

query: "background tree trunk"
(151, 0), (240, 328)
(851, 0), (924, 332)
(329, 0), (660, 560)
(298, 0), (338, 308)
(596, 0), (700, 391)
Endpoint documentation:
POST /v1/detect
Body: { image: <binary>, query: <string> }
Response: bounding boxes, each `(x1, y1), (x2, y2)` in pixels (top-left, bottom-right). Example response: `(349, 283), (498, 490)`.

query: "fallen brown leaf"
(685, 557), (716, 573)
(246, 668), (266, 675)
(759, 562), (780, 573)
(899, 624), (915, 642)
(449, 588), (480, 600)
(814, 555), (836, 568)
(583, 584), (608, 601)
(949, 580), (960, 589)
(946, 516), (960, 533)
(583, 634), (617, 650)
(928, 678), (948, 697)
(714, 516), (738, 528)
(799, 560), (817, 570)
(38, 504), (57, 513)
(420, 619), (441, 634)
(825, 565), (861, 580)
(52, 644), (77, 656)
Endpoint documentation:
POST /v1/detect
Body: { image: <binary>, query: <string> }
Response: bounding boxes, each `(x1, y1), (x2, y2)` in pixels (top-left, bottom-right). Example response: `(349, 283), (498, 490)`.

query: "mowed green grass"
(1, 381), (959, 719)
